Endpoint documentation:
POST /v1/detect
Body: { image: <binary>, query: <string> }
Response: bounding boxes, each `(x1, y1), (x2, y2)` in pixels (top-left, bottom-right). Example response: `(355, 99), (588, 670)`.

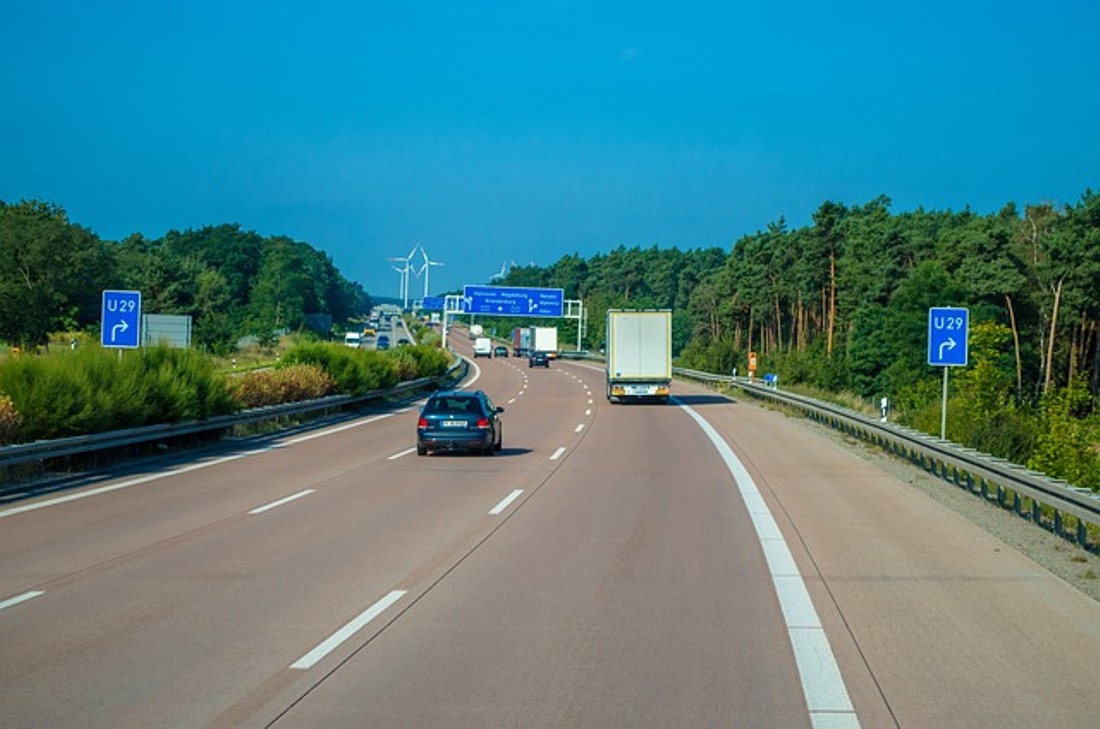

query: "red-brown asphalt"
(1, 340), (1097, 728)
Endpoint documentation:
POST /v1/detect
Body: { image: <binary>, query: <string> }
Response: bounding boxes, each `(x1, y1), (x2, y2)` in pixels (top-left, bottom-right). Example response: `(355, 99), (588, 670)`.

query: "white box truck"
(529, 326), (558, 357)
(605, 309), (672, 403)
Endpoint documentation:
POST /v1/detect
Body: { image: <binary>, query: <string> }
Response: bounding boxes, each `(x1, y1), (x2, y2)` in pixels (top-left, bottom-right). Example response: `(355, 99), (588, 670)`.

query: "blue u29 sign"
(101, 290), (142, 348)
(927, 307), (968, 367)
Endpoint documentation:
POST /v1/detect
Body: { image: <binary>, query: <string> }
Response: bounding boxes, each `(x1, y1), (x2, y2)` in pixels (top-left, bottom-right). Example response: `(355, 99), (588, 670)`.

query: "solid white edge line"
(0, 590), (45, 611)
(0, 412), (399, 520)
(387, 447), (416, 460)
(248, 489), (315, 515)
(291, 589), (407, 670)
(0, 453), (248, 519)
(674, 398), (859, 727)
(550, 446), (567, 460)
(282, 413), (394, 445)
(489, 489), (524, 515)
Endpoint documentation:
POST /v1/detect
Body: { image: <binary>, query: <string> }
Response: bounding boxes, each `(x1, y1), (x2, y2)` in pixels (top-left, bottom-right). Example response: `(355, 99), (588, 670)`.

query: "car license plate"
(442, 420), (464, 427)
(625, 384), (657, 395)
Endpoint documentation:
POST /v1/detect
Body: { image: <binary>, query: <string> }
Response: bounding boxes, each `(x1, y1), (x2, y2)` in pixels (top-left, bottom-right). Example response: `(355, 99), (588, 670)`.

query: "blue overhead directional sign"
(421, 296), (444, 311)
(101, 290), (142, 349)
(463, 285), (564, 318)
(927, 307), (969, 367)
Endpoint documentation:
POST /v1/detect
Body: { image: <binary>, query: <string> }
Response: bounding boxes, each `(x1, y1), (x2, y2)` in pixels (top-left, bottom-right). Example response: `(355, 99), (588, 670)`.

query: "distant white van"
(473, 337), (493, 358)
(344, 332), (362, 348)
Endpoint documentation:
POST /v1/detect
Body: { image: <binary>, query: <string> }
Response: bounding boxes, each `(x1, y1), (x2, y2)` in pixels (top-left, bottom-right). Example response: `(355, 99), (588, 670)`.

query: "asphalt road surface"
(2, 338), (1098, 728)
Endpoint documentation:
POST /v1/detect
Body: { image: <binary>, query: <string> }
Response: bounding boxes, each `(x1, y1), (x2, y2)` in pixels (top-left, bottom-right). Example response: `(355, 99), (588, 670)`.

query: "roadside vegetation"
(0, 341), (450, 445)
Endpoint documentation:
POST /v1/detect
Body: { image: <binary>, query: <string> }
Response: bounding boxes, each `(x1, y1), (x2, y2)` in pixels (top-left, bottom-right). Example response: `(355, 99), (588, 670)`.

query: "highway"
(1, 335), (1098, 728)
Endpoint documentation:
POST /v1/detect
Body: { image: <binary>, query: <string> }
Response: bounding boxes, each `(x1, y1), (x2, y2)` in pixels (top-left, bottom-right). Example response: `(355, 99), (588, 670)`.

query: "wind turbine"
(489, 261), (509, 282)
(387, 244), (419, 310)
(417, 246), (444, 299)
(390, 265), (406, 302)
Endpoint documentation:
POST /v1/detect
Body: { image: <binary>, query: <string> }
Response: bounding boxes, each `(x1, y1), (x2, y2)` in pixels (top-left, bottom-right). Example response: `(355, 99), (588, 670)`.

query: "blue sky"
(3, 1), (1097, 301)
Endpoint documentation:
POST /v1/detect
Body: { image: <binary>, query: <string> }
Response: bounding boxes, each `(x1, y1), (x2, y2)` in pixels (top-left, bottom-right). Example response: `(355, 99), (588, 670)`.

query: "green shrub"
(0, 345), (237, 442)
(279, 342), (450, 396)
(1028, 381), (1100, 490)
(230, 364), (335, 408)
(0, 394), (22, 445)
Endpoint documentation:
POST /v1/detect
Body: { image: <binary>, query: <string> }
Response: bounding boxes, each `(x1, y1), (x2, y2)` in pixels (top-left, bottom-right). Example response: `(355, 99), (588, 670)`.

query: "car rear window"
(425, 396), (478, 414)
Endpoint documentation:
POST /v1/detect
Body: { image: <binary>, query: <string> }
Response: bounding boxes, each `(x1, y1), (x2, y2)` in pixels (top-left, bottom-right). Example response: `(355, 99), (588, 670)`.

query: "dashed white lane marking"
(388, 447), (416, 460)
(550, 447), (566, 460)
(574, 424), (585, 433)
(248, 489), (315, 515)
(674, 398), (859, 729)
(291, 589), (407, 670)
(489, 489), (524, 515)
(0, 590), (44, 612)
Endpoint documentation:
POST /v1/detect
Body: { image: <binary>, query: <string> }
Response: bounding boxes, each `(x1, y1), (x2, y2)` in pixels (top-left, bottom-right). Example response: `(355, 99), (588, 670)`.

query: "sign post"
(927, 307), (969, 439)
(101, 290), (142, 350)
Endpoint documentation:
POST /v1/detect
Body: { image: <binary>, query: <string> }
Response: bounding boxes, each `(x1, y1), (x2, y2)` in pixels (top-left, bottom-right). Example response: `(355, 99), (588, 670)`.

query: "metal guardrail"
(673, 366), (1100, 552)
(0, 358), (468, 470)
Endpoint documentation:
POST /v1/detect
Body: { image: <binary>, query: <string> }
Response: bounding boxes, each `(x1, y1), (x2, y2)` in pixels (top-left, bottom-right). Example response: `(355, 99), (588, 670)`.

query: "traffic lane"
(485, 358), (599, 459)
(0, 448), (541, 728)
(0, 355), (591, 727)
(686, 381), (1100, 727)
(0, 342), (517, 598)
(276, 389), (810, 727)
(0, 406), (420, 598)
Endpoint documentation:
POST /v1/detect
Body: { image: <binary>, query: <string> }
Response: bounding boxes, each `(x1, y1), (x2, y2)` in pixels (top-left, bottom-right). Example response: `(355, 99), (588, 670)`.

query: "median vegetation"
(0, 342), (451, 445)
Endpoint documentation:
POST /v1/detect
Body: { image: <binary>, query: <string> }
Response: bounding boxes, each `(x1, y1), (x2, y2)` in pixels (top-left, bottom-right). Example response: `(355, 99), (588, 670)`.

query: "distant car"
(397, 337), (411, 346)
(417, 390), (503, 456)
(377, 334), (390, 350)
(528, 351), (550, 368)
(493, 345), (509, 358)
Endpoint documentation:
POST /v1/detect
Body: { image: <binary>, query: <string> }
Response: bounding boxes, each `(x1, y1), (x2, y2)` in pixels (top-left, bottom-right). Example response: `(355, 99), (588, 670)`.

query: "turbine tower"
(387, 244), (419, 310)
(417, 246), (444, 299)
(390, 265), (406, 302)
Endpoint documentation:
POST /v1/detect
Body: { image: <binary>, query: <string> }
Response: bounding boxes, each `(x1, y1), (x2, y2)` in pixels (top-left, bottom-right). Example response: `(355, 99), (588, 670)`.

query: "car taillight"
(476, 417), (490, 429)
(418, 417), (428, 429)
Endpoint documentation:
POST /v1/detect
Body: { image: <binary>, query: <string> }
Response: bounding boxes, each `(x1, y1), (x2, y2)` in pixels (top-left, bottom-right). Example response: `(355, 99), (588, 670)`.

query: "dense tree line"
(0, 200), (371, 353)
(496, 190), (1099, 405)
(493, 190), (1099, 485)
